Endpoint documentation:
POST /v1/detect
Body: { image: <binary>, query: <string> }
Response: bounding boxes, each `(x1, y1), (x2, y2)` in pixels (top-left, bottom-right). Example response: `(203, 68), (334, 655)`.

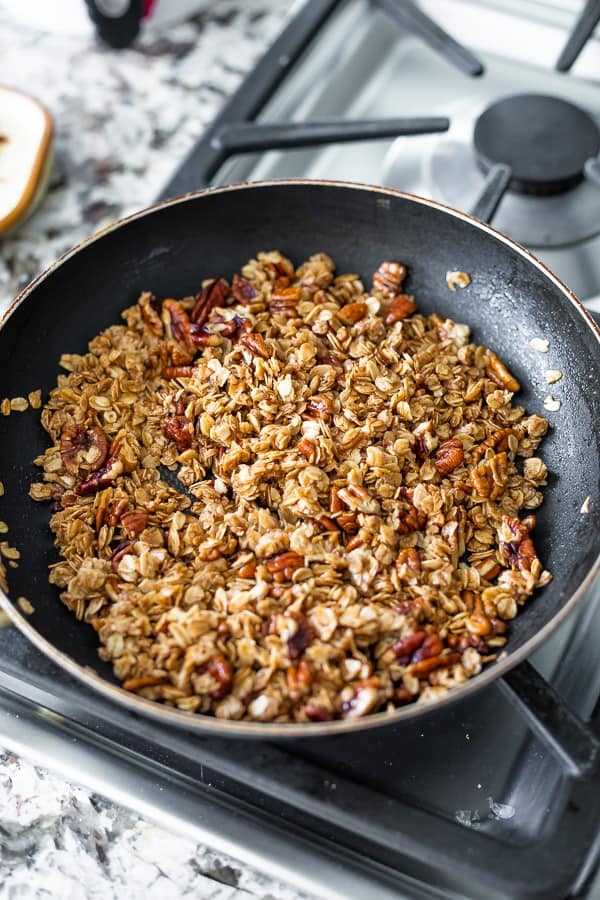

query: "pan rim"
(1, 177), (599, 738)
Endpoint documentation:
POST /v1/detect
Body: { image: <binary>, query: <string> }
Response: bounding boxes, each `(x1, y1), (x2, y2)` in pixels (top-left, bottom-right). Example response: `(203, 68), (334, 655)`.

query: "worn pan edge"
(0, 178), (599, 738)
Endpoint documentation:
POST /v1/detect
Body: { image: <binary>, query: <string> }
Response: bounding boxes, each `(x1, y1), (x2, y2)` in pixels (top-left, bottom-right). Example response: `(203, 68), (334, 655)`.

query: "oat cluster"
(30, 251), (551, 723)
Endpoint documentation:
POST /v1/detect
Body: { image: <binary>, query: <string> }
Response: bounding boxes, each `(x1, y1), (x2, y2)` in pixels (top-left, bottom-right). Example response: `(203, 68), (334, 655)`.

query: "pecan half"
(397, 503), (427, 535)
(121, 508), (148, 538)
(106, 497), (129, 527)
(339, 301), (367, 324)
(469, 451), (508, 500)
(191, 278), (230, 326)
(239, 332), (269, 359)
(304, 395), (334, 422)
(271, 285), (300, 318)
(500, 515), (538, 572)
(391, 631), (427, 663)
(473, 428), (517, 461)
(205, 654), (233, 700)
(304, 702), (331, 722)
(486, 352), (520, 392)
(405, 652), (461, 677)
(162, 299), (195, 356)
(373, 261), (407, 297)
(266, 550), (305, 583)
(297, 439), (315, 461)
(413, 421), (437, 460)
(232, 273), (258, 304)
(385, 294), (417, 325)
(435, 439), (464, 475)
(60, 424), (108, 473)
(75, 456), (124, 496)
(162, 416), (193, 452)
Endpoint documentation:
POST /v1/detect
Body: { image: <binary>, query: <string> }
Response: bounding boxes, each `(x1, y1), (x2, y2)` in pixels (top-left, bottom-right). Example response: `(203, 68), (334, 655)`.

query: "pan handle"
(500, 661), (600, 778)
(470, 164), (512, 224)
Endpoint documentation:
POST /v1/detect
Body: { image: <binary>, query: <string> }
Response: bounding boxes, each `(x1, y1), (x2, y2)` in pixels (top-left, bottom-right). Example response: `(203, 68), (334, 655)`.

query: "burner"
(473, 94), (600, 196)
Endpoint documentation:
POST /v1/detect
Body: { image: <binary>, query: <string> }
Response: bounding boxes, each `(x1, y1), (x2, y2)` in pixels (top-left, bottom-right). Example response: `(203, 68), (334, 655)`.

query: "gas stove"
(1, 2), (600, 898)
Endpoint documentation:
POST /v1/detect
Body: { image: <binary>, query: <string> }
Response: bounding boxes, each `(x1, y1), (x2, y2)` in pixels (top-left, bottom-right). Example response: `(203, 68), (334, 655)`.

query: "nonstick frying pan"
(0, 179), (599, 740)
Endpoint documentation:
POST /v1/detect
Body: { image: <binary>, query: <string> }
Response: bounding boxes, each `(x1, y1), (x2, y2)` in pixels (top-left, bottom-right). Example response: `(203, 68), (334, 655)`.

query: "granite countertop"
(0, 1), (308, 897)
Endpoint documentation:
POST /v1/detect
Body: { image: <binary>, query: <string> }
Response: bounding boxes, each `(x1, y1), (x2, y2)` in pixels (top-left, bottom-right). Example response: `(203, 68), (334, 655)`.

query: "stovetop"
(1, 2), (600, 898)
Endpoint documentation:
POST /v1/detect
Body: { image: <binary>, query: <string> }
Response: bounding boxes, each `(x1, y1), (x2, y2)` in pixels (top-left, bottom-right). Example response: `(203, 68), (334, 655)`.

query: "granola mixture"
(29, 252), (551, 723)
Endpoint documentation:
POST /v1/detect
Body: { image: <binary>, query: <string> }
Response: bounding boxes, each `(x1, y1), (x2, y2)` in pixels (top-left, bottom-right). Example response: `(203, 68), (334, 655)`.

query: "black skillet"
(0, 179), (599, 749)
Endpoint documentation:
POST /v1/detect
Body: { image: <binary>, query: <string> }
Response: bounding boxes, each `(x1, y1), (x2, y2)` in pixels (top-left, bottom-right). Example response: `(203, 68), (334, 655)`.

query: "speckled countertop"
(0, 2), (309, 897)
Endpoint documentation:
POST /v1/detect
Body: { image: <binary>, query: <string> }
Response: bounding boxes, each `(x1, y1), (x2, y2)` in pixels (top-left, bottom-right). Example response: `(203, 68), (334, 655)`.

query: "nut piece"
(446, 271), (471, 291)
(396, 547), (421, 576)
(239, 332), (269, 359)
(469, 451), (508, 500)
(192, 278), (230, 326)
(385, 294), (417, 325)
(60, 425), (109, 474)
(339, 301), (367, 324)
(499, 515), (538, 572)
(435, 439), (464, 475)
(232, 273), (258, 304)
(121, 508), (148, 538)
(266, 551), (305, 582)
(373, 261), (407, 297)
(304, 395), (334, 422)
(162, 416), (193, 452)
(486, 353), (520, 392)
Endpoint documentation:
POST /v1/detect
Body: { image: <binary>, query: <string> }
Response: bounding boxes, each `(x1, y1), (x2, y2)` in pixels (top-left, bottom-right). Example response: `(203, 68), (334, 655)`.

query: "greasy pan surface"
(0, 180), (599, 737)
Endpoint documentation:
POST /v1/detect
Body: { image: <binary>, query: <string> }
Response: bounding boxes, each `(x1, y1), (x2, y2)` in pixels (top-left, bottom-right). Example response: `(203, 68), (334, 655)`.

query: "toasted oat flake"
(0, 522), (7, 534)
(28, 389), (42, 409)
(529, 338), (549, 353)
(544, 370), (563, 384)
(580, 496), (591, 514)
(0, 399), (10, 416)
(10, 397), (29, 412)
(0, 480), (4, 497)
(543, 395), (561, 412)
(17, 596), (34, 615)
(0, 610), (10, 628)
(446, 271), (471, 292)
(28, 251), (551, 724)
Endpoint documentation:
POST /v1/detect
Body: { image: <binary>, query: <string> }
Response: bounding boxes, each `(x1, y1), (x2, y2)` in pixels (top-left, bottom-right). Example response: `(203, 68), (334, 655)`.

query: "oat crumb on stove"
(28, 389), (42, 409)
(28, 251), (552, 724)
(0, 610), (10, 628)
(0, 399), (10, 417)
(580, 496), (591, 514)
(0, 480), (4, 497)
(0, 522), (7, 534)
(10, 397), (29, 413)
(446, 271), (471, 291)
(17, 596), (34, 615)
(543, 395), (561, 412)
(544, 370), (563, 384)
(529, 337), (549, 353)
(8, 560), (18, 569)
(0, 543), (19, 560)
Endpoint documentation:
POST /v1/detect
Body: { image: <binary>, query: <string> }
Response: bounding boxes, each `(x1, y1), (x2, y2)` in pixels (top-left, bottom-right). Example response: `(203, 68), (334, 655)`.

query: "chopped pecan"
(239, 332), (269, 359)
(287, 660), (312, 696)
(341, 678), (381, 718)
(266, 550), (305, 582)
(232, 274), (258, 304)
(435, 439), (464, 475)
(287, 617), (314, 660)
(110, 539), (132, 572)
(75, 457), (124, 496)
(385, 294), (417, 325)
(188, 323), (221, 348)
(339, 301), (367, 324)
(121, 508), (148, 538)
(162, 299), (195, 356)
(304, 702), (332, 722)
(297, 438), (315, 461)
(473, 428), (517, 461)
(406, 652), (461, 677)
(191, 278), (230, 326)
(391, 631), (427, 662)
(337, 512), (359, 534)
(396, 547), (421, 575)
(500, 515), (538, 572)
(60, 424), (108, 473)
(304, 395), (334, 422)
(138, 292), (163, 336)
(397, 504), (427, 535)
(410, 633), (444, 663)
(238, 557), (257, 579)
(465, 612), (492, 636)
(271, 285), (300, 317)
(373, 261), (407, 297)
(162, 416), (193, 452)
(469, 451), (508, 500)
(486, 352), (520, 392)
(330, 487), (344, 513)
(315, 516), (339, 533)
(413, 421), (437, 459)
(106, 498), (129, 527)
(205, 654), (233, 700)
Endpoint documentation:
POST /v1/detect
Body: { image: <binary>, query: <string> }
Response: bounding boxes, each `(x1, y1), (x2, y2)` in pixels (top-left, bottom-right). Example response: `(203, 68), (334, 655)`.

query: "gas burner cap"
(474, 94), (600, 196)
